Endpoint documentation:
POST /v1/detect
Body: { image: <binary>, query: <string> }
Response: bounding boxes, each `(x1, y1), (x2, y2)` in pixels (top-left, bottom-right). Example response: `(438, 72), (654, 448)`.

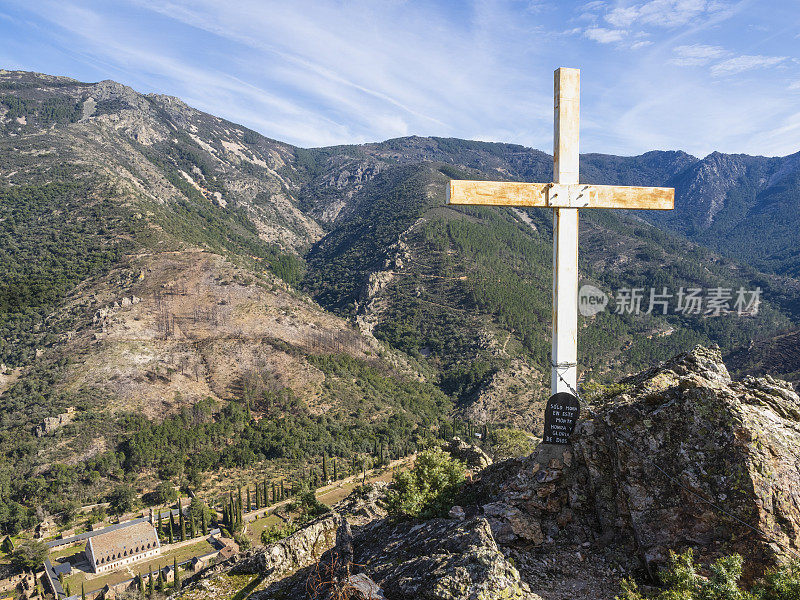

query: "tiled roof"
(88, 522), (159, 564)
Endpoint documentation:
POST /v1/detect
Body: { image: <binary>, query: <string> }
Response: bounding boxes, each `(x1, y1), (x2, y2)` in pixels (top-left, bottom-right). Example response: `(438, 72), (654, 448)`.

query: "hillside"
(1, 70), (799, 539)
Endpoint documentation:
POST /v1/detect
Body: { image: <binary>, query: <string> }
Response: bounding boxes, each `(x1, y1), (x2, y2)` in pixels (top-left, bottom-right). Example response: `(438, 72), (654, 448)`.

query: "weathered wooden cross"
(447, 68), (674, 397)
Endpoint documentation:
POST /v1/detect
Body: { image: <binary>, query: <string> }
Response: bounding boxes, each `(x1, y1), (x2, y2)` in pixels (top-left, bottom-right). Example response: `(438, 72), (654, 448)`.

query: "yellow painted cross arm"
(446, 179), (674, 210)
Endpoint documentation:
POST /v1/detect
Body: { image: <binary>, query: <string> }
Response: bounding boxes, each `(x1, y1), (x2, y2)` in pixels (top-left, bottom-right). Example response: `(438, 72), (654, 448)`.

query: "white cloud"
(584, 27), (627, 43)
(583, 1), (607, 10)
(710, 54), (788, 76)
(605, 0), (728, 29)
(670, 44), (727, 66)
(789, 81), (800, 90)
(631, 40), (654, 49)
(606, 6), (640, 27)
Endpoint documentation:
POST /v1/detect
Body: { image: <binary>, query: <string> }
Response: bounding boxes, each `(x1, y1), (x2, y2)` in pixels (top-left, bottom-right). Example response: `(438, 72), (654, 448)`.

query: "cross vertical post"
(445, 67), (674, 413)
(551, 67), (580, 395)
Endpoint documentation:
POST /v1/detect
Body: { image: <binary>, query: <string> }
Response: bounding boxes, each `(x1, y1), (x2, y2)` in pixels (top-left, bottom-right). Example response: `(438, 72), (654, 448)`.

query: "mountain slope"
(1, 70), (799, 537)
(301, 138), (798, 431)
(642, 151), (800, 276)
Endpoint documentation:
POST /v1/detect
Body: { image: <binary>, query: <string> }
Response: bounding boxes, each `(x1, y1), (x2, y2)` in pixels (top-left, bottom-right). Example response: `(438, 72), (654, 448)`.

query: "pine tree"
(174, 556), (180, 588)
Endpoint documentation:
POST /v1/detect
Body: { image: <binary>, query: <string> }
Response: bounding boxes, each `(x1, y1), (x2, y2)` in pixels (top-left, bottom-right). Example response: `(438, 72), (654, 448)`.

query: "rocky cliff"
(177, 346), (800, 599)
(472, 345), (800, 594)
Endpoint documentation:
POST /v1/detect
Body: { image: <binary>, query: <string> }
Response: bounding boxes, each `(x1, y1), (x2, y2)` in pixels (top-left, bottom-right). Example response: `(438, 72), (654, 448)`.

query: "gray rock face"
(471, 345), (800, 586)
(350, 516), (534, 600)
(247, 482), (534, 600)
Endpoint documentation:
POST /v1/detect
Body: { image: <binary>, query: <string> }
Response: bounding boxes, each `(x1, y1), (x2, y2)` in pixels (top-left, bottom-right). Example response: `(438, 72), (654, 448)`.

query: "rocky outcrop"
(445, 437), (492, 472)
(34, 407), (75, 437)
(471, 346), (800, 588)
(235, 513), (341, 585)
(241, 481), (533, 600)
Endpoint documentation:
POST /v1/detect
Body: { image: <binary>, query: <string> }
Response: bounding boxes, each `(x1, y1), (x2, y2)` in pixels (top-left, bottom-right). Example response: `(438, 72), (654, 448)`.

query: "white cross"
(447, 68), (675, 396)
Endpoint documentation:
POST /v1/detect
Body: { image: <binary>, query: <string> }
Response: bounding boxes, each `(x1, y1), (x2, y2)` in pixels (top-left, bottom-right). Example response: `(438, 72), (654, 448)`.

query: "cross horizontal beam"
(446, 179), (674, 210)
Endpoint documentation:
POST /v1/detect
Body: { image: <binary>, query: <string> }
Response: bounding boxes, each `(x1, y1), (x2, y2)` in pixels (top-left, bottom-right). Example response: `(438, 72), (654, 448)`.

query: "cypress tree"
(157, 510), (163, 538)
(201, 508), (208, 535)
(174, 556), (180, 588)
(322, 454), (328, 482)
(158, 566), (165, 591)
(280, 480), (285, 500)
(237, 486), (243, 516)
(169, 512), (175, 544)
(263, 480), (268, 505)
(138, 572), (145, 596)
(271, 481), (276, 503)
(247, 487), (251, 513)
(179, 508), (186, 541)
(333, 458), (338, 481)
(255, 483), (260, 509)
(82, 582), (86, 600)
(188, 513), (195, 539)
(148, 570), (154, 596)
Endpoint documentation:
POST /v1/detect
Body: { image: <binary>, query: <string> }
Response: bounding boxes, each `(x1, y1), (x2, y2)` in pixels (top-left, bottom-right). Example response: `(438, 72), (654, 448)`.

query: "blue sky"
(1, 0), (798, 157)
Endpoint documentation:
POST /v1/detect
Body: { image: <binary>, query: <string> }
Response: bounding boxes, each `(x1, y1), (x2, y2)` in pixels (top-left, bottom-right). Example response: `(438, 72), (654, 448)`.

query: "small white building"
(85, 522), (161, 573)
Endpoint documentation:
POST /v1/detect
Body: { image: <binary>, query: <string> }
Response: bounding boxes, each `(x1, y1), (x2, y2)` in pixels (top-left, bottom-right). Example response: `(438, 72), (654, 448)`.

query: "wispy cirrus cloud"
(710, 54), (788, 76)
(605, 0), (729, 29)
(1, 0), (799, 157)
(584, 27), (627, 43)
(670, 44), (727, 65)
